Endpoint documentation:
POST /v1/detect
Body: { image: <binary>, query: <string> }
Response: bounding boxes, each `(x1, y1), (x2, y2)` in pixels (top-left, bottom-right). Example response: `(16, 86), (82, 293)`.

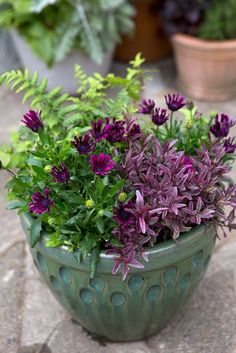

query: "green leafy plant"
(199, 0), (236, 40)
(0, 0), (135, 66)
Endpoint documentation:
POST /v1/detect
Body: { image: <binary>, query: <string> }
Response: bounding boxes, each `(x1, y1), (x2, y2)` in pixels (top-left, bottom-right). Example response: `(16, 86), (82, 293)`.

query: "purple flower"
(138, 99), (155, 114)
(152, 108), (169, 126)
(165, 93), (186, 111)
(106, 118), (126, 143)
(210, 114), (235, 138)
(29, 188), (53, 214)
(22, 110), (43, 132)
(224, 137), (236, 154)
(51, 162), (70, 183)
(72, 134), (96, 154)
(89, 153), (115, 176)
(128, 123), (141, 138)
(91, 119), (111, 142)
(113, 201), (134, 227)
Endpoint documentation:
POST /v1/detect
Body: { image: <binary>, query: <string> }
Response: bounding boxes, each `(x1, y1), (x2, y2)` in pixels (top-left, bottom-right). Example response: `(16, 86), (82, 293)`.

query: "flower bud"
(118, 192), (127, 202)
(44, 165), (51, 173)
(184, 117), (193, 129)
(85, 199), (95, 209)
(98, 210), (104, 217)
(48, 218), (55, 226)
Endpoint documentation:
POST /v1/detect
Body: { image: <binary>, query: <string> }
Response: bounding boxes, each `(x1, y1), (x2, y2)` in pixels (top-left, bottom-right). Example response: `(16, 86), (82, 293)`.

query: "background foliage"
(0, 0), (135, 66)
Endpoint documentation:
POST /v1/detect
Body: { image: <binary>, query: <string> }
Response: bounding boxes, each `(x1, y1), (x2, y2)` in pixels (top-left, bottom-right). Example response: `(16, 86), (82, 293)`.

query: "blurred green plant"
(0, 0), (135, 66)
(199, 0), (236, 40)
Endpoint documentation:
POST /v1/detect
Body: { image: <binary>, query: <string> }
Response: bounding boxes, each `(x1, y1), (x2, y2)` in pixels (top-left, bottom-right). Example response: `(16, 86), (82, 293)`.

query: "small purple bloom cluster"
(138, 93), (186, 127)
(210, 114), (236, 154)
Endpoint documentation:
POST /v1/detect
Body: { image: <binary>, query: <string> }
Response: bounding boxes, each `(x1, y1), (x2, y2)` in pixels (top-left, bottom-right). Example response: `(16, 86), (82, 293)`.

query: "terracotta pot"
(115, 0), (171, 62)
(171, 33), (236, 102)
(21, 213), (216, 342)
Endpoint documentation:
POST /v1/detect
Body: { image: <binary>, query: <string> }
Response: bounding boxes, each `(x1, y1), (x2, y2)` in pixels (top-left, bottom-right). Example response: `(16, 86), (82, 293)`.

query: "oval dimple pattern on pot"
(59, 266), (72, 284)
(89, 277), (106, 292)
(179, 273), (191, 291)
(147, 285), (161, 302)
(110, 292), (126, 306)
(164, 266), (177, 285)
(128, 275), (145, 291)
(80, 288), (94, 304)
(36, 252), (47, 273)
(192, 250), (203, 269)
(50, 275), (61, 293)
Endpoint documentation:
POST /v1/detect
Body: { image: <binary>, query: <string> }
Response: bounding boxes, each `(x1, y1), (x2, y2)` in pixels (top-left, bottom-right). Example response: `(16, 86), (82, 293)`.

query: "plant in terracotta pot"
(160, 0), (236, 101)
(1, 58), (236, 341)
(0, 0), (135, 92)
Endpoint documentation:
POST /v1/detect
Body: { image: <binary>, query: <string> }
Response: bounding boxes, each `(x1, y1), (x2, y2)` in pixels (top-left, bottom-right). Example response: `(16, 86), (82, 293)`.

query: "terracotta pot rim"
(171, 33), (236, 49)
(21, 212), (216, 273)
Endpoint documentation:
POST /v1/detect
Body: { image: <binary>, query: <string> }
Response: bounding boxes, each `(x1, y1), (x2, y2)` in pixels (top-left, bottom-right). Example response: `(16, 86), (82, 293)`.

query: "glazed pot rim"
(21, 212), (216, 273)
(171, 33), (236, 48)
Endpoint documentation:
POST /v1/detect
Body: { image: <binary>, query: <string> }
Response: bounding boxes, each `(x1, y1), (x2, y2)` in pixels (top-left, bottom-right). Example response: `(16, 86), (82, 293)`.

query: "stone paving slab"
(0, 242), (25, 353)
(1, 59), (236, 353)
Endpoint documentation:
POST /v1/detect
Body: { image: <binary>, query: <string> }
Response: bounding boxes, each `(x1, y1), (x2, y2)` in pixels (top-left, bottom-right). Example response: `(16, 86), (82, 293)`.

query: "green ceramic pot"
(21, 213), (216, 342)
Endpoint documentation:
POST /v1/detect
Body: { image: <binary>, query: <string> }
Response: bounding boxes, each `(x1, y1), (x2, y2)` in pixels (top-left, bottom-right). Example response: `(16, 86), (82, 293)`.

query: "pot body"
(171, 33), (236, 102)
(0, 29), (20, 73)
(11, 31), (114, 93)
(21, 213), (216, 342)
(115, 0), (171, 62)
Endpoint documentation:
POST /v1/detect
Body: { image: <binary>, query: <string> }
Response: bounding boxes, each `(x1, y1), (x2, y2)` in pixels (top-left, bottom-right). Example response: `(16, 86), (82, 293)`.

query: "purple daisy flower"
(51, 162), (70, 183)
(224, 137), (236, 154)
(89, 153), (115, 176)
(91, 119), (111, 142)
(106, 118), (126, 143)
(152, 108), (169, 126)
(138, 99), (155, 114)
(113, 201), (135, 227)
(72, 134), (96, 154)
(164, 93), (186, 111)
(127, 123), (141, 139)
(29, 188), (53, 214)
(210, 114), (235, 138)
(22, 110), (43, 132)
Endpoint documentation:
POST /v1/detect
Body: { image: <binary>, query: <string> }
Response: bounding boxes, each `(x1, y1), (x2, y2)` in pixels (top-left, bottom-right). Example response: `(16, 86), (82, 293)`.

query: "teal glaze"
(20, 213), (216, 342)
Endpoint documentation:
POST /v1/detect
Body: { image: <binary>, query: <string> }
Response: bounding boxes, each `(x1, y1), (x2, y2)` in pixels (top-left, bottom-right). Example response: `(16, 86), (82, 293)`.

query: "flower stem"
(169, 112), (174, 138)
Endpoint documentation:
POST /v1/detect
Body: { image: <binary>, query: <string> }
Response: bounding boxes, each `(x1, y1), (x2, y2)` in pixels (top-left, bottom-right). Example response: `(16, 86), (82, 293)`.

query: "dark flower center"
(119, 209), (131, 220)
(79, 145), (88, 153)
(41, 199), (50, 208)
